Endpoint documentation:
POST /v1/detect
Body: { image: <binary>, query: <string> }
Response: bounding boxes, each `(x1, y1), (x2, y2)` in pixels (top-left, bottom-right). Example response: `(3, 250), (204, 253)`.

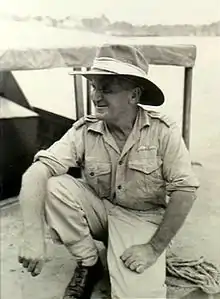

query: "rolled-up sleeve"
(34, 124), (84, 176)
(161, 124), (199, 194)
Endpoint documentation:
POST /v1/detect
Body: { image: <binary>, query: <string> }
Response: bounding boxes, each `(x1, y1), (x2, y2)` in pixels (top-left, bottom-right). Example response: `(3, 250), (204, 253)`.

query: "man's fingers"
(18, 256), (24, 263)
(120, 249), (132, 261)
(18, 253), (44, 276)
(31, 260), (44, 277)
(124, 256), (136, 268)
(19, 258), (44, 276)
(129, 261), (139, 271)
(22, 259), (30, 268)
(27, 260), (37, 273)
(136, 264), (145, 273)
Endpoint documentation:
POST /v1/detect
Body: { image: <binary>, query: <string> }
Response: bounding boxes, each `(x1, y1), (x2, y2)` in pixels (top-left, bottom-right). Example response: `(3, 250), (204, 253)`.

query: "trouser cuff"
(66, 235), (99, 266)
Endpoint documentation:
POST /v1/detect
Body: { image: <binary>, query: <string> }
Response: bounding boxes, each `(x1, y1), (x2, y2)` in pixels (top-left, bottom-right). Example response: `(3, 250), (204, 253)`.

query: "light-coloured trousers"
(45, 174), (166, 298)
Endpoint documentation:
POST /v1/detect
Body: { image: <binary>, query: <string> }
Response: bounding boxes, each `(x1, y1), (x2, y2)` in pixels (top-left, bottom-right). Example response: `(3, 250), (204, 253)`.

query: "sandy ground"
(1, 165), (220, 299)
(1, 202), (111, 299)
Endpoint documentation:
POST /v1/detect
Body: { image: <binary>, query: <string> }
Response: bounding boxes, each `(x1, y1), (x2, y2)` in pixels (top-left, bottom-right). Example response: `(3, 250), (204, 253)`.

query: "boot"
(63, 258), (104, 299)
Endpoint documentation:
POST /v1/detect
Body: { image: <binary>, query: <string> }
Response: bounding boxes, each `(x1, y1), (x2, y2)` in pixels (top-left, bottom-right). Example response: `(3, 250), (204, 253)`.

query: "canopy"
(0, 20), (196, 71)
(0, 96), (38, 119)
(0, 96), (38, 200)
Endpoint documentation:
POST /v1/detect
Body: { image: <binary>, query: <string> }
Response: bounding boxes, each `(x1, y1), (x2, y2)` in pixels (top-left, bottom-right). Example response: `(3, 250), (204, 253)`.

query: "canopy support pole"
(182, 67), (193, 149)
(86, 68), (92, 115)
(73, 69), (84, 119)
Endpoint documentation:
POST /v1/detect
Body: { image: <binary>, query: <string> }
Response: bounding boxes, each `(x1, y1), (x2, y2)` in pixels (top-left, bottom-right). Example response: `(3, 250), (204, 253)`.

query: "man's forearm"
(149, 190), (196, 256)
(19, 161), (51, 235)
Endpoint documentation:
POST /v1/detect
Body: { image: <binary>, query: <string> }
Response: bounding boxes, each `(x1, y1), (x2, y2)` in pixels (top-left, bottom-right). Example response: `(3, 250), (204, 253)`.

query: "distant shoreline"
(110, 33), (220, 37)
(2, 14), (220, 36)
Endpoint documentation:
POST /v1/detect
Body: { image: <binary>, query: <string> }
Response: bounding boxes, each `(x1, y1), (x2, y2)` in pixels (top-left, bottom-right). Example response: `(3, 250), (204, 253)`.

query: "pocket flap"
(86, 160), (111, 176)
(129, 158), (162, 175)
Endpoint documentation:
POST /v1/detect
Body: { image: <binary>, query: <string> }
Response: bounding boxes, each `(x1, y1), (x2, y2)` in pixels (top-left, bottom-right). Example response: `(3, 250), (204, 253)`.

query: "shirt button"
(90, 172), (95, 176)
(118, 185), (122, 190)
(119, 160), (123, 165)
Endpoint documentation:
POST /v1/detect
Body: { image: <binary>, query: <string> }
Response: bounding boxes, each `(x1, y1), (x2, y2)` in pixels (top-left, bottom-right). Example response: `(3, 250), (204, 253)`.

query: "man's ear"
(130, 87), (142, 104)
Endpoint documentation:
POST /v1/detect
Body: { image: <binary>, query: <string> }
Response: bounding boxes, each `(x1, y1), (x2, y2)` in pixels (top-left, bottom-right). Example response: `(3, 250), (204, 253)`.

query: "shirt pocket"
(84, 158), (111, 198)
(127, 148), (166, 205)
(129, 148), (163, 180)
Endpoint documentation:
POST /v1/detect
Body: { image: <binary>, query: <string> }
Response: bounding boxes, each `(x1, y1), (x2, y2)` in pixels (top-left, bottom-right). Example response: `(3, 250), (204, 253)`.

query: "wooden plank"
(73, 68), (84, 119)
(182, 67), (193, 149)
(86, 79), (92, 115)
(0, 44), (197, 71)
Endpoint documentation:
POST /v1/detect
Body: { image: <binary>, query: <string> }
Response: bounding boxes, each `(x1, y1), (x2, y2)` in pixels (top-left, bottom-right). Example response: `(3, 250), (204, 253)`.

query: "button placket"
(115, 162), (123, 194)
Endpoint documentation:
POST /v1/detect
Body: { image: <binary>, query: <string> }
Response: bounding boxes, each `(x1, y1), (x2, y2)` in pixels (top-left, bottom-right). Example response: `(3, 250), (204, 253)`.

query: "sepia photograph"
(0, 0), (220, 298)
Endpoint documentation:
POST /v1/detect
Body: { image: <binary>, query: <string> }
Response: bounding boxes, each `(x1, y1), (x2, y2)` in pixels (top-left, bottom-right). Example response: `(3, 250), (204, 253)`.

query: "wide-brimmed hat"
(70, 44), (164, 106)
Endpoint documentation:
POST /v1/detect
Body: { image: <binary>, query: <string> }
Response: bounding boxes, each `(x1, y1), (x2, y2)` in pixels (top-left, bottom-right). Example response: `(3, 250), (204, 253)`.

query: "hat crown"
(70, 43), (164, 106)
(96, 44), (149, 75)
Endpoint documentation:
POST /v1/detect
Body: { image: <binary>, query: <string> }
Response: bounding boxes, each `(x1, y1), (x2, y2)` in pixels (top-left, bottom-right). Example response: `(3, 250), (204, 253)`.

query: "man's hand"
(120, 243), (159, 274)
(18, 233), (46, 277)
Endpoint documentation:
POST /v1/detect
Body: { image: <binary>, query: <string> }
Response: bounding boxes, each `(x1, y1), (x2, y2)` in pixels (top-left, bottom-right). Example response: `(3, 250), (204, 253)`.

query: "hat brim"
(69, 69), (164, 106)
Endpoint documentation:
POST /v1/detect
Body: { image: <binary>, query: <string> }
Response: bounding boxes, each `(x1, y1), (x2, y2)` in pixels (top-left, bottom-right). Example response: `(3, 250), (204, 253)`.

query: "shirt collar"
(137, 105), (151, 129)
(86, 116), (105, 134)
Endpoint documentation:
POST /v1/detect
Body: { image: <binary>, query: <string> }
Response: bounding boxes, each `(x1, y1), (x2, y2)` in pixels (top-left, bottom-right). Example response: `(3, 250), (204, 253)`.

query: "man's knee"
(47, 176), (62, 197)
(47, 176), (62, 204)
(45, 175), (81, 226)
(46, 175), (89, 209)
(47, 175), (78, 205)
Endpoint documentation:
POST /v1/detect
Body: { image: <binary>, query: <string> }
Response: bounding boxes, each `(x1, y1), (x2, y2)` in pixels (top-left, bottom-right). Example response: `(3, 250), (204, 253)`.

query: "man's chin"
(95, 113), (107, 120)
(95, 108), (108, 120)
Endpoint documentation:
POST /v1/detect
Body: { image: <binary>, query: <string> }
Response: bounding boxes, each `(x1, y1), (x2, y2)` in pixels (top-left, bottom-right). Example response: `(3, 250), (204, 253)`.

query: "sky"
(0, 0), (219, 25)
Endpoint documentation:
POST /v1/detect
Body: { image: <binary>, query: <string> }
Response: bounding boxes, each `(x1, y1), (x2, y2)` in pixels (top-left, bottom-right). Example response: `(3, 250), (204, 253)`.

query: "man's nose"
(92, 90), (104, 103)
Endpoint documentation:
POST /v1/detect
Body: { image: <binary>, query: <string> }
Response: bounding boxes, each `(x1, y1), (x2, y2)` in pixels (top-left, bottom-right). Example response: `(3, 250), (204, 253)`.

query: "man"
(18, 44), (199, 298)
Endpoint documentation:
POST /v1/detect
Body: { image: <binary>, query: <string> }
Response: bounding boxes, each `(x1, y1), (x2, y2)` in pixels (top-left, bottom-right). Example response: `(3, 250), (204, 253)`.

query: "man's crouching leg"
(106, 203), (167, 298)
(45, 174), (107, 298)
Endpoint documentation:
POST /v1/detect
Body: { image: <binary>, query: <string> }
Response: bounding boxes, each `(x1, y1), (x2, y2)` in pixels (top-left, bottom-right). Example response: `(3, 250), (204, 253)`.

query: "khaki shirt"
(35, 107), (199, 210)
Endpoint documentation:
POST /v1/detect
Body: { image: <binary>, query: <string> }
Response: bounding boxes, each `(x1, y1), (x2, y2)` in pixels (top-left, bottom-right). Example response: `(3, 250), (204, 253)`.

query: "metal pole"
(73, 68), (84, 120)
(182, 67), (193, 149)
(86, 68), (92, 115)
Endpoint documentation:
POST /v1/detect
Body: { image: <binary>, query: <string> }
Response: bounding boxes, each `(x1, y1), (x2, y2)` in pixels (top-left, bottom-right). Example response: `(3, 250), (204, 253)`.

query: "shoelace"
(65, 264), (89, 297)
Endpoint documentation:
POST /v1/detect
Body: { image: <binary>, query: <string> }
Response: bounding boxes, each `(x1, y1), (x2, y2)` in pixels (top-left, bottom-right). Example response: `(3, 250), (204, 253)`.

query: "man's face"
(90, 75), (136, 123)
